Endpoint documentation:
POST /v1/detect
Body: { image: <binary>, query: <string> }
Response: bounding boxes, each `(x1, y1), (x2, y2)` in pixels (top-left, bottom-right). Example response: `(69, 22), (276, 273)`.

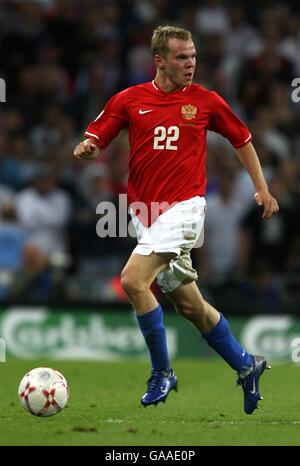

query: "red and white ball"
(18, 367), (69, 417)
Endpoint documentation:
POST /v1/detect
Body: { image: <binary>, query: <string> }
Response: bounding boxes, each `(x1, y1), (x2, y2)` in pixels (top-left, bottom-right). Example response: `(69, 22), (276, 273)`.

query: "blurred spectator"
(238, 34), (294, 119)
(251, 106), (291, 159)
(9, 242), (66, 301)
(233, 137), (276, 204)
(278, 158), (300, 201)
(234, 260), (285, 313)
(127, 38), (155, 86)
(2, 107), (25, 137)
(30, 105), (65, 159)
(0, 200), (27, 298)
(0, 131), (23, 189)
(15, 163), (72, 257)
(73, 62), (112, 127)
(278, 16), (300, 74)
(10, 133), (36, 186)
(224, 6), (260, 60)
(71, 162), (114, 258)
(194, 0), (229, 36)
(104, 135), (129, 195)
(0, 183), (13, 213)
(285, 236), (300, 310)
(238, 175), (298, 274)
(71, 160), (134, 260)
(195, 158), (244, 284)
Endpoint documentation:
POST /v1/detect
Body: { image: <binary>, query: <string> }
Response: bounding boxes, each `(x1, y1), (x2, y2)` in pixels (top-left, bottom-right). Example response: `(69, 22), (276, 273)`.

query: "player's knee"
(120, 269), (147, 298)
(120, 270), (133, 295)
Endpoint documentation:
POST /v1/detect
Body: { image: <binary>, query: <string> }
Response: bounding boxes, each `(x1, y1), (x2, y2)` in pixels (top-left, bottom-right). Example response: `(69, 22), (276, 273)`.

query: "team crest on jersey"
(181, 104), (197, 120)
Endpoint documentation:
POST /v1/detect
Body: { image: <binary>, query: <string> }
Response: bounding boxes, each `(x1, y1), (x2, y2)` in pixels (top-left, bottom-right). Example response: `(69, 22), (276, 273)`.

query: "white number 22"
(153, 126), (179, 150)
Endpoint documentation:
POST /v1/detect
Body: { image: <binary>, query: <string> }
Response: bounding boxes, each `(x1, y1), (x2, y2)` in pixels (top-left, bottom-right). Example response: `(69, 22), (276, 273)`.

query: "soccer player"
(74, 26), (279, 414)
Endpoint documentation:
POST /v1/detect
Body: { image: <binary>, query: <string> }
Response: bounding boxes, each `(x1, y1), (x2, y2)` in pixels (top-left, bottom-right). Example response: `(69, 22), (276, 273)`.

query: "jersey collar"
(151, 80), (189, 94)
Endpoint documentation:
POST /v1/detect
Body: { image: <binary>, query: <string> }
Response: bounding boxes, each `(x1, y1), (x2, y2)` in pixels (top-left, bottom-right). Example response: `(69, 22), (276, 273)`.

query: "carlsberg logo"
(241, 315), (300, 359)
(0, 308), (177, 360)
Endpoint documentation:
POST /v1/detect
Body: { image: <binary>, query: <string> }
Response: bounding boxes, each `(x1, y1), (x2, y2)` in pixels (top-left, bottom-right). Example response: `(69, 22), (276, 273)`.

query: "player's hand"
(254, 190), (279, 219)
(73, 139), (100, 160)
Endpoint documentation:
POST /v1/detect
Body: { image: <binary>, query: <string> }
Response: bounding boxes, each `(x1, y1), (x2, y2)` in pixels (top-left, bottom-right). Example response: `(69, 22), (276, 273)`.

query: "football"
(18, 367), (69, 417)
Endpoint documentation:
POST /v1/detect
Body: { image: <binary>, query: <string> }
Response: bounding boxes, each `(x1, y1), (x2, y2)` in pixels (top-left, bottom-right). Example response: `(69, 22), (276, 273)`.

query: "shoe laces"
(236, 369), (255, 389)
(147, 370), (168, 393)
(236, 376), (248, 388)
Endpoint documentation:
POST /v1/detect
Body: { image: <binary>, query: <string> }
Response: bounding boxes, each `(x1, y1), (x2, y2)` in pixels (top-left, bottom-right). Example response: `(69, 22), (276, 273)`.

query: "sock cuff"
(202, 313), (228, 340)
(136, 305), (163, 330)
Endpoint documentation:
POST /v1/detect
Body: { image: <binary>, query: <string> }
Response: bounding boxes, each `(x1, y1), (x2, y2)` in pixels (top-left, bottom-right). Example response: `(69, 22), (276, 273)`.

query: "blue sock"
(202, 314), (253, 372)
(136, 304), (170, 372)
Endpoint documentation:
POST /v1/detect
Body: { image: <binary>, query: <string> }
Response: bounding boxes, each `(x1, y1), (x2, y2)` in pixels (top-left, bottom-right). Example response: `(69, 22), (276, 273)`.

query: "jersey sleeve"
(84, 89), (129, 149)
(208, 91), (252, 148)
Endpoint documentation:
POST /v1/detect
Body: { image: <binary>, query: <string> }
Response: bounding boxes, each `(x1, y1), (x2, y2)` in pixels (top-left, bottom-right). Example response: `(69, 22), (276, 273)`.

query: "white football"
(18, 367), (69, 417)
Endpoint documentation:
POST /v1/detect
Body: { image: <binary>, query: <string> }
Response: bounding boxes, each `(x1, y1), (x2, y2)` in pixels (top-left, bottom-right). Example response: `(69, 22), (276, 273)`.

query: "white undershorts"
(130, 196), (207, 293)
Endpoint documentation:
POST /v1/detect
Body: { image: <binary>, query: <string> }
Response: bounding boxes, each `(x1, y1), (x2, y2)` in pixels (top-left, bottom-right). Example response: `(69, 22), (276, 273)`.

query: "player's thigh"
(167, 280), (205, 310)
(122, 251), (176, 287)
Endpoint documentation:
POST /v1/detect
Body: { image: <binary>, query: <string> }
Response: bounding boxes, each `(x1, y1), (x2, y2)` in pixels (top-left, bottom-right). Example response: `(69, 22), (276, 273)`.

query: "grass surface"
(0, 358), (299, 446)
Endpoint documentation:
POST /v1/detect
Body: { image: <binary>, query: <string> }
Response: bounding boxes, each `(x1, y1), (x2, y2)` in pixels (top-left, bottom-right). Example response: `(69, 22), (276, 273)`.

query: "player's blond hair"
(151, 25), (193, 57)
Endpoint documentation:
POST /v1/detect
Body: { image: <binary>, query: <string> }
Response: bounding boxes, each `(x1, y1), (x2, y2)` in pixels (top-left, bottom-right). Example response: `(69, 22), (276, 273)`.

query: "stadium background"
(0, 0), (300, 446)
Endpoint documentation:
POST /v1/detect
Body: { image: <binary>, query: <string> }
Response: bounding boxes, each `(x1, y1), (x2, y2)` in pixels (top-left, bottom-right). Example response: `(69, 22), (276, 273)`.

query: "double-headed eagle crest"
(181, 104), (197, 120)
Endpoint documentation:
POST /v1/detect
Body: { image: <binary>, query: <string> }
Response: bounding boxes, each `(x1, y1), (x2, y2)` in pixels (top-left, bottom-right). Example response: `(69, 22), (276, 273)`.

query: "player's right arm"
(73, 138), (102, 160)
(74, 89), (129, 161)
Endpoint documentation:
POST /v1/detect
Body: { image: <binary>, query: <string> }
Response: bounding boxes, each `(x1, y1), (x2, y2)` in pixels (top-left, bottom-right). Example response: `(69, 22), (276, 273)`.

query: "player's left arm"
(235, 141), (279, 219)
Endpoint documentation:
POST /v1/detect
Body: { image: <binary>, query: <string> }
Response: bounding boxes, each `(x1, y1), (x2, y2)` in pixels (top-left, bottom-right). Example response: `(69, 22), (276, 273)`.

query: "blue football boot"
(141, 369), (178, 406)
(237, 355), (271, 414)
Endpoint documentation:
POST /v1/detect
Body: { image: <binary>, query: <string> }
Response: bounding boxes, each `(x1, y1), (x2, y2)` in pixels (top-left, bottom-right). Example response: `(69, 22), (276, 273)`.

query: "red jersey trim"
(233, 133), (252, 148)
(152, 80), (159, 91)
(85, 131), (99, 140)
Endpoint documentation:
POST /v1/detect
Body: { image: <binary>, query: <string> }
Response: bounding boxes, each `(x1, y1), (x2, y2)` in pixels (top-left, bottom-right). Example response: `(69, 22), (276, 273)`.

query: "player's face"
(161, 39), (196, 88)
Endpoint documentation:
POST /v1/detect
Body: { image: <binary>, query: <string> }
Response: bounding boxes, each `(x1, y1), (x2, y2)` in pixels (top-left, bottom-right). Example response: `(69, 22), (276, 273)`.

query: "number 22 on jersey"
(153, 126), (179, 150)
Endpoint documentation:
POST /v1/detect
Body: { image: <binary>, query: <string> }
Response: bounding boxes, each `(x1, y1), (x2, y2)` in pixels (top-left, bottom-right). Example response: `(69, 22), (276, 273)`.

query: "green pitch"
(0, 358), (299, 446)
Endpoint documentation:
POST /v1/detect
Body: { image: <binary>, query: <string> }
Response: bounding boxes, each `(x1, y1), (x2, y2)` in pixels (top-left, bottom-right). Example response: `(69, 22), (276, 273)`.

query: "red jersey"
(85, 81), (251, 225)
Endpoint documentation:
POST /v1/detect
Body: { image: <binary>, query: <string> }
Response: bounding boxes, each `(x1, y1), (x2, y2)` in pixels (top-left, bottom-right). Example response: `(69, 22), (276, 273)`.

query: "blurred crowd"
(0, 0), (299, 312)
